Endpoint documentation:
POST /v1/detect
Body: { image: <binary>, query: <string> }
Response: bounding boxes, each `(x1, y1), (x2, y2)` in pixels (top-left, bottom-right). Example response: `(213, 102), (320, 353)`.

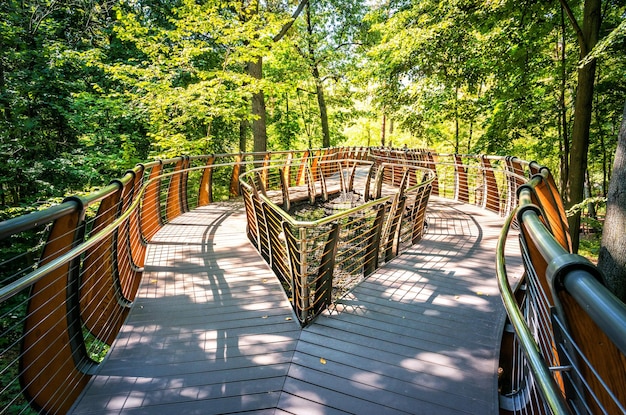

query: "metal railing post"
(481, 156), (500, 213)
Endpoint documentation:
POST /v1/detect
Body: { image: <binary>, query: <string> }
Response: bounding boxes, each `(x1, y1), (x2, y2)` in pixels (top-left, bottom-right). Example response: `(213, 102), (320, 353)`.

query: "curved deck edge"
(70, 197), (522, 415)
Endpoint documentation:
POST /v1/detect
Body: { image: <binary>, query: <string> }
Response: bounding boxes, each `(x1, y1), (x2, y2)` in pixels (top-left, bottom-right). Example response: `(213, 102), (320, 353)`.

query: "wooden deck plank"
(70, 197), (522, 415)
(275, 392), (358, 415)
(292, 198), (517, 414)
(280, 376), (416, 415)
(293, 332), (487, 398)
(285, 354), (479, 414)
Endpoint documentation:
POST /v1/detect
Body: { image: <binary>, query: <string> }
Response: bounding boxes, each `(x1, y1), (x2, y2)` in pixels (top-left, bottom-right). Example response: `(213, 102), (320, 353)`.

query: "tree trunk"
(598, 102), (626, 302)
(454, 86), (460, 154)
(567, 60), (597, 250)
(305, 3), (330, 148)
(584, 170), (595, 218)
(239, 119), (248, 153)
(314, 75), (330, 148)
(381, 114), (386, 147)
(244, 0), (308, 155)
(594, 81), (608, 196)
(559, 6), (569, 194)
(562, 0), (602, 253)
(248, 57), (267, 154)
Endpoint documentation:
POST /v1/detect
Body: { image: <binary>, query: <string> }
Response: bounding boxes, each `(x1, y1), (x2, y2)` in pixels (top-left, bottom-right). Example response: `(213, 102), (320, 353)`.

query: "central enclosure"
(240, 152), (434, 325)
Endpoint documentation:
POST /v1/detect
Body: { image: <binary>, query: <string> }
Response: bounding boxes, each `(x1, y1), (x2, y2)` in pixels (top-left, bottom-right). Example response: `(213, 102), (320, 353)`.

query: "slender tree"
(304, 1), (330, 148)
(244, 0), (309, 153)
(559, 0), (602, 252)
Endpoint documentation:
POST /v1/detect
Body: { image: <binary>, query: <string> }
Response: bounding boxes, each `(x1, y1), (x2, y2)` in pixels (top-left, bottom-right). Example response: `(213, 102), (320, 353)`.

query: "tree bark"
(381, 114), (386, 147)
(598, 102), (626, 302)
(239, 119), (248, 153)
(248, 57), (267, 154)
(246, 0), (309, 155)
(561, 0), (602, 252)
(567, 59), (597, 250)
(305, 3), (330, 148)
(559, 5), (569, 194)
(314, 75), (330, 148)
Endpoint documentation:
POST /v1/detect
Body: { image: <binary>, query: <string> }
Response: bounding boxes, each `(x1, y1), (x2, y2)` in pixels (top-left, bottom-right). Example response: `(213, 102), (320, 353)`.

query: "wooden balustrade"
(2, 147), (625, 414)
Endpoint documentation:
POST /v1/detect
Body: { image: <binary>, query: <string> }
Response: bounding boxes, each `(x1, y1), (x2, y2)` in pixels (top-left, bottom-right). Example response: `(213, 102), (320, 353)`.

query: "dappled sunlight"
(238, 333), (298, 347)
(251, 353), (288, 365)
(67, 203), (300, 413)
(71, 196), (513, 414)
(241, 301), (286, 310)
(350, 371), (388, 388)
(431, 291), (491, 308)
(278, 393), (331, 415)
(400, 353), (465, 380)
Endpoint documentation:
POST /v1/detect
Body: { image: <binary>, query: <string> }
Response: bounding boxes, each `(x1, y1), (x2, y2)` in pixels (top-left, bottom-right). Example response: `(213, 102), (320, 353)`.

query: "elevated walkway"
(69, 197), (521, 415)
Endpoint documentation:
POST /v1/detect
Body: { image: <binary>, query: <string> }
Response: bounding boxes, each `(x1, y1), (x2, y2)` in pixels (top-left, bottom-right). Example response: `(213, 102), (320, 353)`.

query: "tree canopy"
(1, 0), (625, 243)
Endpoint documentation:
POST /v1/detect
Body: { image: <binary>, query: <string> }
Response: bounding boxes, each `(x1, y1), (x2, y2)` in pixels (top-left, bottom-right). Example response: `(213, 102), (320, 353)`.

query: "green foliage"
(566, 196), (607, 217)
(0, 0), (623, 209)
(579, 233), (602, 263)
(105, 0), (283, 157)
(83, 329), (110, 362)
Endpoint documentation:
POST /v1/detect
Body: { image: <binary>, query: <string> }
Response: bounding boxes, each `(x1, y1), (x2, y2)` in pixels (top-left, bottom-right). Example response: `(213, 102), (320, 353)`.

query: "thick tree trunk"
(244, 0), (308, 155)
(559, 6), (569, 194)
(314, 76), (330, 148)
(598, 102), (626, 302)
(248, 57), (267, 154)
(567, 59), (597, 250)
(305, 3), (330, 148)
(563, 0), (601, 253)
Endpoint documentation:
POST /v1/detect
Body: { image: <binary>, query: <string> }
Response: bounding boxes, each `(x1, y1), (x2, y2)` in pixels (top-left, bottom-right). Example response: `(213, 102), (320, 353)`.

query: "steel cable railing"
(497, 166), (626, 414)
(239, 157), (435, 325)
(0, 150), (313, 414)
(1, 146), (625, 414)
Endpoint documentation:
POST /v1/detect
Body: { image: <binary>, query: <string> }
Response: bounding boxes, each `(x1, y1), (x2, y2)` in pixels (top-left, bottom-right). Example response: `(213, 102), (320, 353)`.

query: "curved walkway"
(70, 197), (521, 415)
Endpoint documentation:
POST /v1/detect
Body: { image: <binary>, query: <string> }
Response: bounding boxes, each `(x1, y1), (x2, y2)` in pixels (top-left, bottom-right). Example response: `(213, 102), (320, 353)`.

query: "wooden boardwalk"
(70, 197), (521, 415)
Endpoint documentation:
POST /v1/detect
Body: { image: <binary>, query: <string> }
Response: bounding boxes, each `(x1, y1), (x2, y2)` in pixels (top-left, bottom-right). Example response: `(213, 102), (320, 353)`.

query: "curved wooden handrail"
(497, 163), (626, 414)
(0, 147), (624, 414)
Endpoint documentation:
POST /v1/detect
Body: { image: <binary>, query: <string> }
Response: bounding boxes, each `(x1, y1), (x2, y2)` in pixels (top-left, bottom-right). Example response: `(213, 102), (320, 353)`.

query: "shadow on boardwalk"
(70, 197), (522, 415)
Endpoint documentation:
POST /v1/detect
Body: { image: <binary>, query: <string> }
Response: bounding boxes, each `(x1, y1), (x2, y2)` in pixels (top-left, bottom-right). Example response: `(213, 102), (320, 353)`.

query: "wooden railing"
(0, 151), (304, 414)
(0, 147), (624, 414)
(239, 156), (434, 325)
(496, 162), (626, 414)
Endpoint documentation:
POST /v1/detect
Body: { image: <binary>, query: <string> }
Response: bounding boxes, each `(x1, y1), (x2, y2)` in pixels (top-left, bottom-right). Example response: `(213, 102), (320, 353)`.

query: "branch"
(273, 0), (309, 42)
(580, 19), (626, 66)
(334, 41), (364, 51)
(558, 0), (586, 49)
(296, 87), (315, 95)
(321, 74), (340, 83)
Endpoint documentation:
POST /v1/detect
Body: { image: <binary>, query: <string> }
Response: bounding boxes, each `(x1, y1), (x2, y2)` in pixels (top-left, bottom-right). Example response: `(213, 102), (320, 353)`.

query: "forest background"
(0, 0), (625, 293)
